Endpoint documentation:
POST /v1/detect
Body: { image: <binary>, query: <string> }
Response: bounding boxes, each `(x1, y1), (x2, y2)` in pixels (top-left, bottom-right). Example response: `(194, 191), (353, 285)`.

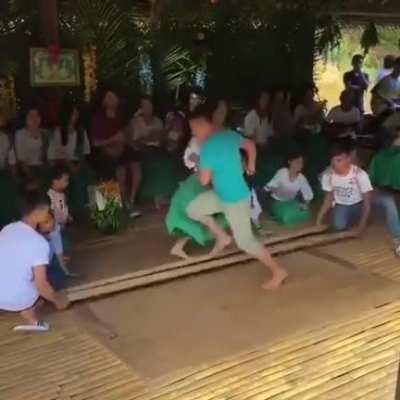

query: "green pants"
(186, 190), (262, 256)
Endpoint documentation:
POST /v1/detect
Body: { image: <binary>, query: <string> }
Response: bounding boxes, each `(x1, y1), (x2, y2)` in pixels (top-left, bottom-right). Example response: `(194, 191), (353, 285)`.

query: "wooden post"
(38, 0), (59, 45)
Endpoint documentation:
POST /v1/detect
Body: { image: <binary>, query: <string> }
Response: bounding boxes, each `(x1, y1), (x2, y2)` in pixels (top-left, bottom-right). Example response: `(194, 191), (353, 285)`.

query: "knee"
(186, 201), (201, 221)
(233, 233), (262, 256)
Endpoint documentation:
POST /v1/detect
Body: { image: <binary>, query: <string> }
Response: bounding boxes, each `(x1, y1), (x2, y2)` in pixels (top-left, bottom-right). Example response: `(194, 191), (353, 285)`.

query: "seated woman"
(294, 86), (326, 135)
(325, 90), (361, 140)
(244, 90), (274, 147)
(48, 101), (94, 218)
(128, 96), (178, 208)
(91, 89), (141, 217)
(264, 152), (314, 225)
(271, 90), (294, 137)
(15, 106), (49, 180)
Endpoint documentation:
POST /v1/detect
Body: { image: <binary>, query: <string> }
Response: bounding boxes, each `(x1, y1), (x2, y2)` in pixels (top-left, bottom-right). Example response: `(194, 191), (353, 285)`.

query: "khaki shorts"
(186, 190), (262, 255)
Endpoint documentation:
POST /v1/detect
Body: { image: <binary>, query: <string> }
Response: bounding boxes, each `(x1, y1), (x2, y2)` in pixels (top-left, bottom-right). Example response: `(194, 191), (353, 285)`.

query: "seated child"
(47, 166), (76, 276)
(0, 191), (69, 332)
(317, 141), (400, 255)
(37, 211), (68, 290)
(264, 152), (314, 225)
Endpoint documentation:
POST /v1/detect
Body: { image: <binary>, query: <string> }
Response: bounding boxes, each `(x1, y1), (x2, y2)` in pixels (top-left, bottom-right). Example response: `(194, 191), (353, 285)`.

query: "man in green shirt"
(186, 105), (288, 290)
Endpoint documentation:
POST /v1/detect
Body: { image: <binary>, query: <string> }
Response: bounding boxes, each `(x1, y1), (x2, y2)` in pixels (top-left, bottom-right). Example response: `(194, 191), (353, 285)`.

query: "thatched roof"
(338, 0), (400, 24)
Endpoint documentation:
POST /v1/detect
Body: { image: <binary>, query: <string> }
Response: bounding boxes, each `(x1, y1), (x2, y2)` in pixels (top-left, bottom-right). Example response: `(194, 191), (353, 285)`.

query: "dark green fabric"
(369, 148), (400, 190)
(166, 174), (227, 246)
(139, 152), (180, 200)
(67, 164), (97, 219)
(270, 198), (311, 226)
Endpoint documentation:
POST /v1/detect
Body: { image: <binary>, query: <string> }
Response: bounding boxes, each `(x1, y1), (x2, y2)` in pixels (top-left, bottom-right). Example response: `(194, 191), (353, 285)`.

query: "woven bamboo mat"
(319, 238), (400, 282)
(0, 313), (145, 400)
(136, 300), (400, 400)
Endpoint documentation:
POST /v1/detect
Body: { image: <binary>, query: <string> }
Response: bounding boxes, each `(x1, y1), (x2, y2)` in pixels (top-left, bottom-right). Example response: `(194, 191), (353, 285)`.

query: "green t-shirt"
(200, 130), (250, 203)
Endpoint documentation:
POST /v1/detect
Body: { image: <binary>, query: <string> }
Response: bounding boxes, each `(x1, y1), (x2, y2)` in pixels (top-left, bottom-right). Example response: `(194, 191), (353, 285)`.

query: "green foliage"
(91, 199), (126, 234)
(361, 21), (380, 55)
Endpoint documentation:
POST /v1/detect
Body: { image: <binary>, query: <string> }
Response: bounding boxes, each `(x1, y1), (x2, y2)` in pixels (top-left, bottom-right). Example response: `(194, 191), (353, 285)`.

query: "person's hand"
(299, 203), (308, 211)
(246, 164), (256, 176)
(188, 153), (199, 164)
(55, 293), (70, 310)
(348, 225), (364, 238)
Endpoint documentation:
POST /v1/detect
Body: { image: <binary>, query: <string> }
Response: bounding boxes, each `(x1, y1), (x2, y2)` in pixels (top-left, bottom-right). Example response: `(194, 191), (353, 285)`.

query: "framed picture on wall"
(30, 47), (81, 87)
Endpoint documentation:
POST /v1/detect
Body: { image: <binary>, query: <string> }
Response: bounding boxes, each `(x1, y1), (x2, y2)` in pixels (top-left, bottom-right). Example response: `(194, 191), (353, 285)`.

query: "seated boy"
(0, 191), (70, 332)
(317, 141), (400, 255)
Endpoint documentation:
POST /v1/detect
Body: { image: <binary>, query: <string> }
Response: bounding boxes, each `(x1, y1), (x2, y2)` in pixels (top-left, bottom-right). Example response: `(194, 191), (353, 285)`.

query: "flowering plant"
(90, 181), (126, 234)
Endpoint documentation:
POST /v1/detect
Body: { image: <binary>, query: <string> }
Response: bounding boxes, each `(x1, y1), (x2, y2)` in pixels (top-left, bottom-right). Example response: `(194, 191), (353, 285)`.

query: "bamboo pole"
(67, 227), (351, 303)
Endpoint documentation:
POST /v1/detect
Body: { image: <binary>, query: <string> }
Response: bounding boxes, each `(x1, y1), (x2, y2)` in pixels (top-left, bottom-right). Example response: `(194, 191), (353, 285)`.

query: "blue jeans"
(332, 192), (400, 240)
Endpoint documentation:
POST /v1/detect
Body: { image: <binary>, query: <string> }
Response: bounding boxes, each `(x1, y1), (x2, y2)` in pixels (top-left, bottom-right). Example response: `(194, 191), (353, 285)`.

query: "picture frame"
(30, 47), (81, 87)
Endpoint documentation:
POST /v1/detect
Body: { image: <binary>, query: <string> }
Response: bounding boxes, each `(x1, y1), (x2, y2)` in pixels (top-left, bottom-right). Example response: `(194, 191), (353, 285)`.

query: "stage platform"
(2, 224), (400, 399)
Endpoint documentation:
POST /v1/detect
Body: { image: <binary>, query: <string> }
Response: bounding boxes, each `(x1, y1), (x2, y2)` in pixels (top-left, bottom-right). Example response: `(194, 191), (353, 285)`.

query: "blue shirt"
(200, 130), (250, 203)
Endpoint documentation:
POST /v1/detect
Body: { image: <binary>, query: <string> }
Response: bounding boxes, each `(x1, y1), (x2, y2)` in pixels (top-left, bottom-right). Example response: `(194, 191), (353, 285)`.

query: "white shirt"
(128, 116), (164, 143)
(47, 127), (91, 161)
(183, 138), (200, 170)
(15, 128), (46, 166)
(326, 106), (361, 125)
(244, 109), (274, 144)
(0, 222), (49, 311)
(376, 68), (392, 83)
(376, 75), (400, 102)
(321, 165), (372, 206)
(0, 131), (16, 169)
(48, 188), (69, 225)
(326, 105), (361, 138)
(266, 168), (314, 202)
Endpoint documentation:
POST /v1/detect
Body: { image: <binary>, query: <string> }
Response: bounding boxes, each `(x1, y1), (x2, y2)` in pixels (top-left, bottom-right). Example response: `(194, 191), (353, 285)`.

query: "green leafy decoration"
(361, 21), (380, 55)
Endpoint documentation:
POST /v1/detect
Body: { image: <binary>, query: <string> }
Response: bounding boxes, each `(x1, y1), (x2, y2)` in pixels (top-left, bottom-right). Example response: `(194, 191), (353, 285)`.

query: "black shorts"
(95, 147), (141, 179)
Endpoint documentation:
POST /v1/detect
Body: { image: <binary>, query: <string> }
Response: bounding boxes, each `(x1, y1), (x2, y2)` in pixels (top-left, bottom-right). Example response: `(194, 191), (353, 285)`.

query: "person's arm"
(244, 112), (257, 139)
(316, 192), (333, 226)
(240, 138), (256, 175)
(351, 191), (372, 236)
(300, 176), (314, 204)
(198, 169), (212, 186)
(33, 266), (69, 310)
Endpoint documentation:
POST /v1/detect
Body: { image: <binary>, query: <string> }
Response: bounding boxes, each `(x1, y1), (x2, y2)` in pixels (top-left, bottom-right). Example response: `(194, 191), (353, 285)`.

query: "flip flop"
(13, 321), (50, 332)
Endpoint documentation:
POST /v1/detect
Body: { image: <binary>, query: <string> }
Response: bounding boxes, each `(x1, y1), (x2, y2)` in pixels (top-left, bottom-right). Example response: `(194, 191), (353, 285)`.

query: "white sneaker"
(13, 320), (50, 332)
(129, 209), (142, 218)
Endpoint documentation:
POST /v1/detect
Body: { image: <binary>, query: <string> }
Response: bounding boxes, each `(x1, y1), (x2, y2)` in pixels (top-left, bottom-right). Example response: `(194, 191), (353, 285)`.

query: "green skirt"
(0, 170), (19, 228)
(139, 152), (180, 200)
(369, 148), (400, 190)
(270, 198), (311, 226)
(165, 175), (227, 246)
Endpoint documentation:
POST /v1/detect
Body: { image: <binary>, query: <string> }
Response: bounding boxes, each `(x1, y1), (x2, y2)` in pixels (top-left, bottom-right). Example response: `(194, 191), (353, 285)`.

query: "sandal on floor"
(13, 320), (50, 332)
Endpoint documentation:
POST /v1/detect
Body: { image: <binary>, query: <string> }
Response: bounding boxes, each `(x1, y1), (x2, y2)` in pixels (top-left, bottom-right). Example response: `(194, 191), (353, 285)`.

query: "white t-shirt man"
(244, 109), (274, 145)
(321, 165), (373, 206)
(0, 222), (49, 311)
(265, 168), (314, 202)
(15, 128), (46, 166)
(47, 128), (91, 161)
(0, 131), (16, 169)
(376, 68), (393, 83)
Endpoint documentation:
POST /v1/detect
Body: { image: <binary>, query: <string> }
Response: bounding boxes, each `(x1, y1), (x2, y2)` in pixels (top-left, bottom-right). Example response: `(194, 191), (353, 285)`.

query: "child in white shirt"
(264, 152), (314, 225)
(317, 141), (400, 255)
(47, 166), (76, 276)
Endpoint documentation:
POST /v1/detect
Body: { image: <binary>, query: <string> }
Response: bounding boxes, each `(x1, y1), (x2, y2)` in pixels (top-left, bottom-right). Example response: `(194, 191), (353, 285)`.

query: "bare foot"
(209, 235), (232, 257)
(262, 269), (288, 290)
(170, 246), (190, 260)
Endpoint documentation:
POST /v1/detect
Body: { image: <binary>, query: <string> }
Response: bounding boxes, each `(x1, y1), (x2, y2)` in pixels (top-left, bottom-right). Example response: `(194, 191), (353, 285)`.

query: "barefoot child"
(264, 151), (314, 225)
(317, 141), (400, 254)
(0, 191), (69, 332)
(47, 166), (76, 276)
(186, 105), (288, 289)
